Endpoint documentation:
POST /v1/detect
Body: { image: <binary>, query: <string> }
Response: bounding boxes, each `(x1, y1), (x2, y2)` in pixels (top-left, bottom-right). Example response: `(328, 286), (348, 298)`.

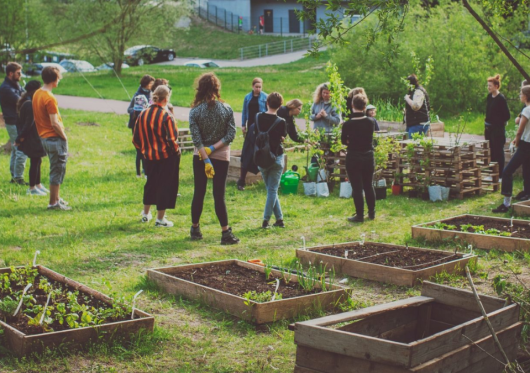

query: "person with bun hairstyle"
(485, 74), (510, 175)
(493, 86), (530, 213)
(189, 73), (239, 245)
(15, 80), (48, 196)
(238, 77), (268, 190)
(133, 85), (181, 227)
(276, 99), (304, 143)
(341, 93), (377, 223)
(346, 87), (366, 119)
(404, 74), (431, 138)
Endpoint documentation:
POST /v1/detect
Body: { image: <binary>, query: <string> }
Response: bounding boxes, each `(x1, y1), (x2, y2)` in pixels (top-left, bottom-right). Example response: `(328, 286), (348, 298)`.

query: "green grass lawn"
(0, 110), (528, 372)
(53, 53), (329, 114)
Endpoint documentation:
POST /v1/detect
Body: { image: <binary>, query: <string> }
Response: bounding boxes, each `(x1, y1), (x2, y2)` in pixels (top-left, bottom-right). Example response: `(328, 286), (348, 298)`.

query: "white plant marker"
(301, 236), (306, 250)
(131, 290), (143, 320)
(39, 289), (52, 325)
(468, 244), (474, 255)
(360, 233), (365, 245)
(511, 216), (514, 229)
(371, 230), (376, 240)
(33, 250), (41, 267)
(271, 279), (280, 301)
(13, 283), (32, 317)
(344, 250), (348, 259)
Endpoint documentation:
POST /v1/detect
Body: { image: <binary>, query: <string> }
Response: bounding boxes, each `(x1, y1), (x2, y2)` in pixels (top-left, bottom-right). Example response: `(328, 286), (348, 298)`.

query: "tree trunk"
(462, 0), (530, 81)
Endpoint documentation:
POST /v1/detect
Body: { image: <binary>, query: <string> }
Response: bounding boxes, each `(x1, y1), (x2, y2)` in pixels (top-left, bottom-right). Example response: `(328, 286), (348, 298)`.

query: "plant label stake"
(371, 230), (376, 240)
(33, 250), (41, 267)
(131, 290), (143, 320)
(40, 289), (52, 325)
(301, 236), (306, 250)
(13, 283), (32, 317)
(360, 234), (365, 245)
(511, 216), (514, 232)
(344, 250), (348, 259)
(271, 279), (280, 301)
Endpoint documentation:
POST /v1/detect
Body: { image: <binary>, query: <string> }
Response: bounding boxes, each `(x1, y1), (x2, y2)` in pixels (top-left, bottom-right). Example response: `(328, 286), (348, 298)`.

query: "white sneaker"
(37, 185), (50, 194)
(155, 218), (174, 227)
(27, 188), (46, 196)
(141, 211), (152, 223)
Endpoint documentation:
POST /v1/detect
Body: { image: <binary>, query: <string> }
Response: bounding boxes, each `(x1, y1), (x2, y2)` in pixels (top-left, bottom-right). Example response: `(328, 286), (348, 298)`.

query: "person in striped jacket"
(133, 85), (181, 227)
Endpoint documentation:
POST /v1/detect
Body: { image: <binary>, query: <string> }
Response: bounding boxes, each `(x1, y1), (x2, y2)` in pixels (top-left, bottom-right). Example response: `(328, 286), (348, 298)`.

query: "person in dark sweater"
(341, 93), (377, 223)
(276, 99), (304, 143)
(15, 80), (48, 196)
(255, 92), (288, 229)
(404, 74), (431, 138)
(485, 74), (510, 175)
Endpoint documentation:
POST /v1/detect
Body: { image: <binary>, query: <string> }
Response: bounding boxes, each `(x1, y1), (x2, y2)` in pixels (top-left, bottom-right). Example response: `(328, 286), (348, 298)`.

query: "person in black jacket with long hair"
(341, 93), (376, 223)
(14, 80), (48, 196)
(276, 99), (304, 143)
(485, 74), (510, 176)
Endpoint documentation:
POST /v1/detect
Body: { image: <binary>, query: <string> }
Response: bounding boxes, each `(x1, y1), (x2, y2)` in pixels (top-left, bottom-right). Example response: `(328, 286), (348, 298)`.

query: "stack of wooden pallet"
(177, 128), (194, 151)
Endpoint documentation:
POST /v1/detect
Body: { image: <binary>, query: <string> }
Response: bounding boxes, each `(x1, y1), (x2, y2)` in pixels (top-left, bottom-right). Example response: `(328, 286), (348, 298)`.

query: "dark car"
(124, 45), (175, 66)
(25, 62), (68, 76)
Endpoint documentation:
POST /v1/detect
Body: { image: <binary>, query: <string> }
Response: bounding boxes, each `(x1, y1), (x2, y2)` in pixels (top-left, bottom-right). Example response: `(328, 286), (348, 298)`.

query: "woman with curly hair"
(310, 82), (341, 132)
(189, 73), (239, 245)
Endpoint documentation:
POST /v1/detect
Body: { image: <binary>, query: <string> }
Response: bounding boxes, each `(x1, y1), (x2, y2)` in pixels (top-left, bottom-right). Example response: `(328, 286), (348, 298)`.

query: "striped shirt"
(132, 103), (179, 160)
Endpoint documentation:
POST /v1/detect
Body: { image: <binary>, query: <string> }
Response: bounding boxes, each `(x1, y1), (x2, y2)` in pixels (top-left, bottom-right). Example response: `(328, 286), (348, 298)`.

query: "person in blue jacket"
(238, 77), (267, 190)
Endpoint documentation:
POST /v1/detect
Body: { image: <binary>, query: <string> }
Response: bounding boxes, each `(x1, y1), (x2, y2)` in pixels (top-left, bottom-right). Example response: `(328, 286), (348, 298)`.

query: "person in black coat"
(276, 99), (304, 143)
(485, 74), (510, 174)
(15, 80), (48, 196)
(341, 93), (377, 223)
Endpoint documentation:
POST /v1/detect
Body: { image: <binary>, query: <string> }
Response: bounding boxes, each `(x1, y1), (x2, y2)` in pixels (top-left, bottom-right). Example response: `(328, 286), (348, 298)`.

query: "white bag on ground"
(304, 182), (316, 196)
(340, 182), (352, 198)
(317, 169), (328, 182)
(316, 182), (329, 198)
(441, 186), (450, 201)
(376, 179), (387, 187)
(428, 185), (443, 202)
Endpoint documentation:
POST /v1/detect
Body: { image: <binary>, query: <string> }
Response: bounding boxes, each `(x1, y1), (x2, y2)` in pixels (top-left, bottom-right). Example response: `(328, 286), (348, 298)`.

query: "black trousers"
(191, 156), (229, 227)
(143, 153), (180, 211)
(132, 128), (144, 176)
(485, 125), (505, 174)
(501, 140), (530, 197)
(29, 157), (42, 187)
(345, 151), (376, 215)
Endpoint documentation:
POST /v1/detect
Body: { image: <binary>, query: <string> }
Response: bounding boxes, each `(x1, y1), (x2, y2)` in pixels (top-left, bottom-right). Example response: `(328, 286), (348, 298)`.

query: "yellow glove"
(204, 159), (215, 179)
(198, 145), (215, 161)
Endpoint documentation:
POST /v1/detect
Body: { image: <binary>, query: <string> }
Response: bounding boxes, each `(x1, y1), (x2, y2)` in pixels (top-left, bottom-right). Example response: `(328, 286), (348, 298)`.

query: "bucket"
(280, 170), (300, 195)
(304, 163), (319, 182)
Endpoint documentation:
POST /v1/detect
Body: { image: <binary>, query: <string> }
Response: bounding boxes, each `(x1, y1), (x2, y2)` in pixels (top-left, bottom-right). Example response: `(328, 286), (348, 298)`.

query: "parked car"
(184, 60), (220, 68)
(124, 45), (175, 66)
(25, 62), (68, 76)
(59, 59), (96, 73)
(96, 62), (130, 71)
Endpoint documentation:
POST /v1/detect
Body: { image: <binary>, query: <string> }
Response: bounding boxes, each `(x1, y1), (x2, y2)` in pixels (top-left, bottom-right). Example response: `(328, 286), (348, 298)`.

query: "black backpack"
(253, 113), (284, 169)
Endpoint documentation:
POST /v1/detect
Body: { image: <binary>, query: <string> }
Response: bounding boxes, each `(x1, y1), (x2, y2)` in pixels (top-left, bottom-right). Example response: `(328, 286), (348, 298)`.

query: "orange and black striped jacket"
(132, 104), (179, 160)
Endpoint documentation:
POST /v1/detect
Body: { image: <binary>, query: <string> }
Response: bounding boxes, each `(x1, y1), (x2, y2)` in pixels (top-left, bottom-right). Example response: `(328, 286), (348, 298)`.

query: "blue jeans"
(6, 124), (27, 179)
(501, 140), (530, 197)
(258, 154), (284, 221)
(407, 124), (430, 139)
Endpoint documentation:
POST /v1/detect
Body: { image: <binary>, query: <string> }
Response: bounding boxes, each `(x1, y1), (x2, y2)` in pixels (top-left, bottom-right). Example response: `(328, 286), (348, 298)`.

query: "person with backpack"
(189, 73), (239, 245)
(128, 75), (154, 178)
(254, 92), (287, 229)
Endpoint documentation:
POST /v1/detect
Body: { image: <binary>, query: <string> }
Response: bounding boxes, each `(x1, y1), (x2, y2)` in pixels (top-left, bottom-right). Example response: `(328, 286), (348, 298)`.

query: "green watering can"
(304, 163), (319, 182)
(280, 170), (300, 195)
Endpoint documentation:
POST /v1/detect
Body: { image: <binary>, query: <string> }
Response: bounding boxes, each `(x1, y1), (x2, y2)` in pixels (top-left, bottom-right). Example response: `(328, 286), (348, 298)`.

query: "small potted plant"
(373, 136), (400, 200)
(392, 173), (404, 195)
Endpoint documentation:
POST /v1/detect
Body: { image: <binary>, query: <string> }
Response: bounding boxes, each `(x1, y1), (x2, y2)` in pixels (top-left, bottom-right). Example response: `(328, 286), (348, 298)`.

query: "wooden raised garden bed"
(147, 260), (346, 324)
(293, 281), (521, 373)
(296, 241), (475, 287)
(514, 200), (530, 216)
(0, 266), (154, 357)
(412, 214), (530, 252)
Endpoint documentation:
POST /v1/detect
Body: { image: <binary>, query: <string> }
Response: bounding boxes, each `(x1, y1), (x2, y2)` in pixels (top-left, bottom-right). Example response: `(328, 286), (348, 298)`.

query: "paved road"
(55, 94), (309, 129)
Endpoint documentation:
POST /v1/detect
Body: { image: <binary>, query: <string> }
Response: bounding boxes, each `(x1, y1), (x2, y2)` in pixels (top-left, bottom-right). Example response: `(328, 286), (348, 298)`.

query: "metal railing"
(238, 36), (317, 60)
(196, 2), (246, 33)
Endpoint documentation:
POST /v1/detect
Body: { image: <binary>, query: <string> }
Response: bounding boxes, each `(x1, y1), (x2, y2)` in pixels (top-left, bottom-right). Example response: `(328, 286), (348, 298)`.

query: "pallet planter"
(412, 214), (530, 252)
(514, 200), (530, 216)
(0, 266), (154, 357)
(293, 281), (522, 373)
(147, 260), (346, 324)
(296, 242), (475, 287)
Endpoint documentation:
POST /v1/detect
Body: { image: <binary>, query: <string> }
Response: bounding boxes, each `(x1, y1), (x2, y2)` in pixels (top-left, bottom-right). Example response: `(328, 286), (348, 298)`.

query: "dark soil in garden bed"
(431, 216), (530, 239)
(1, 273), (130, 335)
(173, 263), (321, 299)
(311, 244), (460, 270)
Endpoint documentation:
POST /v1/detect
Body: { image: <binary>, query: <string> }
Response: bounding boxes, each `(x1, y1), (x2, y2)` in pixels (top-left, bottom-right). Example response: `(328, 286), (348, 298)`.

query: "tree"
(56, 0), (188, 74)
(298, 0), (530, 80)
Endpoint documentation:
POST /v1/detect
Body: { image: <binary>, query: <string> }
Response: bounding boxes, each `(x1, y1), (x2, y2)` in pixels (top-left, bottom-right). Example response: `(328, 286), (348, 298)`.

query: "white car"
(60, 59), (96, 73)
(25, 62), (68, 76)
(184, 60), (220, 68)
(96, 62), (130, 71)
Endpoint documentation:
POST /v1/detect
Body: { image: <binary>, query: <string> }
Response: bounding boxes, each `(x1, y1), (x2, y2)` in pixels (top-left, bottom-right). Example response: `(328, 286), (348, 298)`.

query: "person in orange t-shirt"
(32, 66), (71, 210)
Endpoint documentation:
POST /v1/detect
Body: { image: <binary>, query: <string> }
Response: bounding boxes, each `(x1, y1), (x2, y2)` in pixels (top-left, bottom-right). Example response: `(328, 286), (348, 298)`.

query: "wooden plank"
(430, 302), (481, 325)
(514, 200), (530, 216)
(421, 281), (505, 313)
(415, 303), (432, 340)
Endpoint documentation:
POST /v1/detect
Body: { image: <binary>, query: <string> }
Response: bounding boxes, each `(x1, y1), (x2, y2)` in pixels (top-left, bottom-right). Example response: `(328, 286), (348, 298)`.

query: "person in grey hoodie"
(310, 83), (341, 132)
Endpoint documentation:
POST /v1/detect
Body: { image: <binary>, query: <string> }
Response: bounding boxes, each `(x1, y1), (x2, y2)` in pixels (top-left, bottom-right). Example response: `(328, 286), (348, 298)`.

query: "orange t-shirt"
(33, 89), (64, 138)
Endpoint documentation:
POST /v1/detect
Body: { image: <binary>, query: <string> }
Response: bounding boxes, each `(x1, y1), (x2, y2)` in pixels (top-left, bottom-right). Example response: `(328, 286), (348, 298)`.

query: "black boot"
(347, 214), (364, 223)
(190, 225), (203, 240)
(368, 210), (376, 220)
(221, 227), (240, 245)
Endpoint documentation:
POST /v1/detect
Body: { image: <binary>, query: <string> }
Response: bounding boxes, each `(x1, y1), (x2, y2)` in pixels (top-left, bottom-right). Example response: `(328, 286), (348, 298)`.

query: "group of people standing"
(0, 62), (70, 210)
